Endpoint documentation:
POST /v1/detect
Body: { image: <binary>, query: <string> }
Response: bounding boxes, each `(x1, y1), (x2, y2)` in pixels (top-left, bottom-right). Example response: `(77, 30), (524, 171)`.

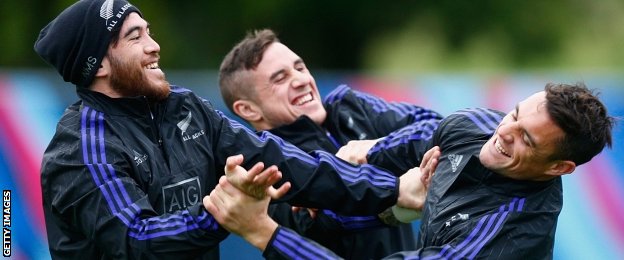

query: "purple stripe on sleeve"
(80, 107), (211, 239)
(438, 214), (490, 259)
(319, 154), (396, 187)
(81, 107), (120, 215)
(473, 108), (500, 130)
(323, 84), (349, 104)
(321, 210), (382, 229)
(431, 198), (526, 260)
(92, 112), (126, 213)
(457, 111), (495, 134)
(224, 115), (319, 166)
(273, 240), (301, 259)
(452, 213), (500, 259)
(276, 228), (335, 259)
(89, 110), (98, 168)
(517, 198), (525, 212)
(481, 108), (504, 123)
(468, 211), (510, 259)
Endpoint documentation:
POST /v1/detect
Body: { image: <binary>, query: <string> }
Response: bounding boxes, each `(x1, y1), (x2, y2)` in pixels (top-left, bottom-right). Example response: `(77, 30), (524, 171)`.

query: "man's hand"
(396, 146), (440, 210)
(335, 138), (382, 164)
(204, 176), (286, 251)
(292, 206), (318, 219)
(420, 146), (440, 190)
(224, 154), (291, 200)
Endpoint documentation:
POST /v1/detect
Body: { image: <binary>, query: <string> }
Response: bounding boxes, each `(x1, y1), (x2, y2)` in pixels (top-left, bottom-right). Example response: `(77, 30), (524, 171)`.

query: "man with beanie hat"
(35, 0), (140, 88)
(35, 0), (432, 259)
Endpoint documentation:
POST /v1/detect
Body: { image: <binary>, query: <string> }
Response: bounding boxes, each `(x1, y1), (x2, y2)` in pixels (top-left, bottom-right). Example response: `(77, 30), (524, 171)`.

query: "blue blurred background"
(1, 0), (623, 258)
(0, 71), (622, 259)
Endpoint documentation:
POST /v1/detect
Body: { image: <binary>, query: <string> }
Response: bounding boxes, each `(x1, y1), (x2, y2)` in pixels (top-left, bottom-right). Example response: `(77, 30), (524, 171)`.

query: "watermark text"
(3, 190), (11, 257)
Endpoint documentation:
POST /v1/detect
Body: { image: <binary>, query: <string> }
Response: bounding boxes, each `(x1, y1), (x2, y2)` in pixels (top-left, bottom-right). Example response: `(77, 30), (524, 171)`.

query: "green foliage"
(2, 0), (623, 72)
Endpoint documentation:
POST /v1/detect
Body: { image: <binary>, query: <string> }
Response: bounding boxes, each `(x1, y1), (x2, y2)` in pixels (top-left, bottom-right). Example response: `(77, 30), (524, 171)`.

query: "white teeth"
(144, 62), (159, 69)
(495, 139), (511, 157)
(293, 93), (313, 106)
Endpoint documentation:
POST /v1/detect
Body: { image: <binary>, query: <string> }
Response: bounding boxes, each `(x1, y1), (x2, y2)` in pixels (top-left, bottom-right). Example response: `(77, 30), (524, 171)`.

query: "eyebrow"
(515, 104), (537, 147)
(269, 69), (286, 83)
(268, 58), (304, 83)
(122, 23), (150, 39)
(294, 58), (304, 66)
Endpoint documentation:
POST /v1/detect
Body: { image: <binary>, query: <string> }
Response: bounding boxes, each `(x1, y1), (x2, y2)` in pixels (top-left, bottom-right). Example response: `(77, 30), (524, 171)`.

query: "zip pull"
(326, 131), (341, 149)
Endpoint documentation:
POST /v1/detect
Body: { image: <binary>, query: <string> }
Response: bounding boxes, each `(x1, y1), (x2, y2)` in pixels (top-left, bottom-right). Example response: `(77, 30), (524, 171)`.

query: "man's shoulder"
(169, 85), (194, 96)
(323, 84), (352, 105)
(443, 108), (504, 134)
(449, 108), (504, 120)
(432, 108), (503, 149)
(168, 85), (213, 107)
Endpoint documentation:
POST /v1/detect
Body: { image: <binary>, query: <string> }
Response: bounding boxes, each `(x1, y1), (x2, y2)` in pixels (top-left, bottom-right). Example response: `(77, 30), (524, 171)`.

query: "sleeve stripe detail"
(324, 85), (443, 122)
(369, 119), (439, 154)
(323, 84), (349, 104)
(81, 108), (129, 217)
(423, 197), (525, 260)
(322, 210), (383, 230)
(354, 91), (441, 121)
(219, 111), (318, 166)
(317, 151), (396, 187)
(220, 110), (396, 187)
(273, 228), (336, 259)
(80, 106), (218, 241)
(456, 108), (503, 134)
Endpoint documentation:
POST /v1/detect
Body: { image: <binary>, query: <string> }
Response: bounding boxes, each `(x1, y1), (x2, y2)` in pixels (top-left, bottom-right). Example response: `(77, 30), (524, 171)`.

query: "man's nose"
(291, 70), (310, 88)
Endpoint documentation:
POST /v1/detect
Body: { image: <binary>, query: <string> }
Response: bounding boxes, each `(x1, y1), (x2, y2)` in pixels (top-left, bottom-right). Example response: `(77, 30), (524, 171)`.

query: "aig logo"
(162, 177), (202, 213)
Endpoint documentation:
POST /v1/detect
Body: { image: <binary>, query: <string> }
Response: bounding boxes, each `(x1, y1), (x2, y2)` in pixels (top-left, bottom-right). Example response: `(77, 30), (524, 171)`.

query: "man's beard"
(109, 54), (170, 102)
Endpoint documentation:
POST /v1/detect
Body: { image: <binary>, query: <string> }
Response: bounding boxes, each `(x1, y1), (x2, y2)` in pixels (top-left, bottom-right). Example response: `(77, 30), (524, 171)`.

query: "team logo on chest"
(177, 111), (205, 142)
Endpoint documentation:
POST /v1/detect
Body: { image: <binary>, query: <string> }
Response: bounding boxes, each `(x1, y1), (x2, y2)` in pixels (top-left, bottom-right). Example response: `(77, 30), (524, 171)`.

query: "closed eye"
(514, 104), (536, 148)
(294, 59), (307, 72)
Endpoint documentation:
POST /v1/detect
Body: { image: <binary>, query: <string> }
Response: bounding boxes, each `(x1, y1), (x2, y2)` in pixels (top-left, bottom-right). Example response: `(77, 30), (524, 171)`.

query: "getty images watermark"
(2, 190), (10, 257)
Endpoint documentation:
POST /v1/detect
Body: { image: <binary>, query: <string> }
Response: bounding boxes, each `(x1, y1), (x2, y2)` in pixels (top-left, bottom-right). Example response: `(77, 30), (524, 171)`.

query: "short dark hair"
(219, 29), (279, 113)
(109, 25), (124, 47)
(545, 82), (614, 165)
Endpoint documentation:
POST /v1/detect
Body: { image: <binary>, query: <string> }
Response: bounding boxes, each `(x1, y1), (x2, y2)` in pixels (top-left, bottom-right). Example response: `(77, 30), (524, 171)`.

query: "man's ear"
(233, 100), (261, 122)
(95, 56), (111, 77)
(545, 160), (576, 177)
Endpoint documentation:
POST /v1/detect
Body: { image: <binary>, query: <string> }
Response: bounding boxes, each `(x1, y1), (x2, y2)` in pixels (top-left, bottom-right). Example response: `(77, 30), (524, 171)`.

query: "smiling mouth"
(495, 139), (511, 157)
(293, 93), (313, 106)
(144, 62), (160, 70)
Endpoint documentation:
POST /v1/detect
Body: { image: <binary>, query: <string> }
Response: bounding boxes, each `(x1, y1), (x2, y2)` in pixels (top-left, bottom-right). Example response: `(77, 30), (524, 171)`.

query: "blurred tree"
(363, 0), (624, 73)
(1, 0), (622, 72)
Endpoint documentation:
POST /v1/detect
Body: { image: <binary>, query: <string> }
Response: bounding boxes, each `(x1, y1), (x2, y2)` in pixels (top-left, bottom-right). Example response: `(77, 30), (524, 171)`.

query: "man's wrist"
(244, 218), (279, 251)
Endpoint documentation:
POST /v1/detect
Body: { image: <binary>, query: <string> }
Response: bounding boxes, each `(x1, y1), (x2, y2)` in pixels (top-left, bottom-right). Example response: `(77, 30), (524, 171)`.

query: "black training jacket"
(267, 85), (443, 259)
(264, 108), (562, 259)
(40, 85), (401, 259)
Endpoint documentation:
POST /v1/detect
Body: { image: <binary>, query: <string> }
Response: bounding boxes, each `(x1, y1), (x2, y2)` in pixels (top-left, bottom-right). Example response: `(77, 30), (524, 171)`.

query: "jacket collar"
(268, 116), (339, 153)
(466, 155), (561, 196)
(77, 87), (162, 117)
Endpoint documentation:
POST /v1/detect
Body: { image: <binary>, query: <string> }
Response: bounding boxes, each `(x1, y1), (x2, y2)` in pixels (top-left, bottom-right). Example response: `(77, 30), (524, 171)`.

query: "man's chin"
(309, 112), (327, 126)
(145, 81), (171, 101)
(156, 84), (171, 101)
